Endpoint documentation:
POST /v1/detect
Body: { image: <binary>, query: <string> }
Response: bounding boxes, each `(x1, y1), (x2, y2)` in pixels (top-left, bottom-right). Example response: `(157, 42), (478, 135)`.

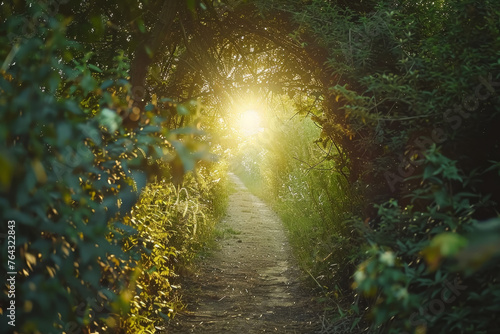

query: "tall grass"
(121, 161), (229, 332)
(233, 112), (365, 297)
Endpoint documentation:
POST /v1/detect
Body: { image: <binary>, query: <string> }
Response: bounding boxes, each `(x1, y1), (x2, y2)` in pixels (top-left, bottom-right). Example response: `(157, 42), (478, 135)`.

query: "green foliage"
(355, 149), (500, 333)
(1, 15), (129, 333)
(122, 164), (228, 333)
(233, 99), (364, 299)
(264, 0), (500, 332)
(0, 6), (216, 333)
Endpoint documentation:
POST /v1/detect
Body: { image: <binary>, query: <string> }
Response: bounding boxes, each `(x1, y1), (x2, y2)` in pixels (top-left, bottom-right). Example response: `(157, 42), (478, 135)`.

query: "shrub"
(0, 8), (213, 333)
(122, 163), (228, 333)
(355, 148), (500, 333)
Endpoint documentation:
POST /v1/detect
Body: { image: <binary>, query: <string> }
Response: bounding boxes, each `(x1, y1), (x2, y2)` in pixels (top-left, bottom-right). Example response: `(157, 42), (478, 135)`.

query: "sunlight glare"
(238, 109), (262, 136)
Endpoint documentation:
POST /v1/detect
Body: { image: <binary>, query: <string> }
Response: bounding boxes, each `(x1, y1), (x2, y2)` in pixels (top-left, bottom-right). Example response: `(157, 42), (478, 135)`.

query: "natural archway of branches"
(2, 1), (500, 333)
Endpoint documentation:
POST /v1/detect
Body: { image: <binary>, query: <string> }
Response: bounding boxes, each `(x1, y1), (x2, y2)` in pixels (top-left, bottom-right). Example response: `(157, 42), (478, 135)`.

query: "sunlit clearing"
(238, 109), (262, 136)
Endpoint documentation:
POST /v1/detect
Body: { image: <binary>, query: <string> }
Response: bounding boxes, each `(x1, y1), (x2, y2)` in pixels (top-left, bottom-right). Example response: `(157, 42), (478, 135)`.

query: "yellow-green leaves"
(422, 233), (468, 271)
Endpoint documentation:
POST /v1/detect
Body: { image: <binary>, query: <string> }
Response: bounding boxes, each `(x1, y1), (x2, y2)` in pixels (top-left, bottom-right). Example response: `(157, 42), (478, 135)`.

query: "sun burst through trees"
(237, 109), (263, 137)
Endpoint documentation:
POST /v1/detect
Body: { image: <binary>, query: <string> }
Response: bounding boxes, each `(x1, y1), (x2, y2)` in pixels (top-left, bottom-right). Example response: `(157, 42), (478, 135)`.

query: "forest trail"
(168, 173), (321, 333)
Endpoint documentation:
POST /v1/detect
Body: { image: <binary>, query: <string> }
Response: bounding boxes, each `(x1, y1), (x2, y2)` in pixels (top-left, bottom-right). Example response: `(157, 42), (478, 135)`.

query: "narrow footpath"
(168, 173), (321, 333)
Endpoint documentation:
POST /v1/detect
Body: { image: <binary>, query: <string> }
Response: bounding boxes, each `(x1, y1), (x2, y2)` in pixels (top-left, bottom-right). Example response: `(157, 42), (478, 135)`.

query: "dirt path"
(168, 173), (321, 333)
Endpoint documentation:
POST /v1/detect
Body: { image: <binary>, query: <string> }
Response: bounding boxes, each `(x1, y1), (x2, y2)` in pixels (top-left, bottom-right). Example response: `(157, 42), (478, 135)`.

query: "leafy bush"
(122, 164), (228, 333)
(259, 0), (500, 332)
(1, 14), (133, 333)
(0, 6), (215, 333)
(355, 148), (500, 333)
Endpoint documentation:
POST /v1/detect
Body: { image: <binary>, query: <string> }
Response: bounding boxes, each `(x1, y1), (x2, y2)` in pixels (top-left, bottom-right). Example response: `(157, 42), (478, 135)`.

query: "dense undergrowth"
(234, 105), (365, 295)
(240, 0), (500, 333)
(233, 106), (368, 322)
(122, 165), (228, 333)
(0, 4), (227, 333)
